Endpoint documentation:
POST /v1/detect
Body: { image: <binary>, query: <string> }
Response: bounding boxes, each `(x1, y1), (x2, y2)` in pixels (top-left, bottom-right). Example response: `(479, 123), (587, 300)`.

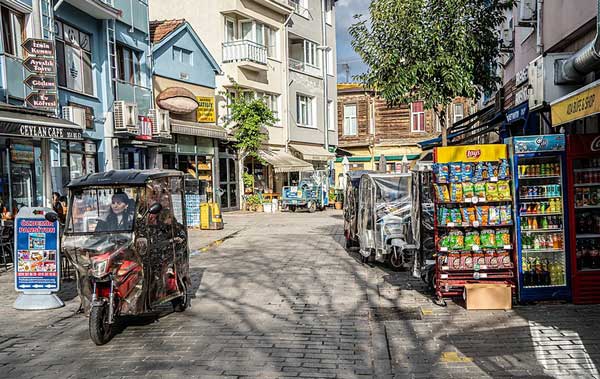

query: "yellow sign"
(551, 84), (600, 126)
(435, 144), (507, 163)
(196, 96), (215, 123)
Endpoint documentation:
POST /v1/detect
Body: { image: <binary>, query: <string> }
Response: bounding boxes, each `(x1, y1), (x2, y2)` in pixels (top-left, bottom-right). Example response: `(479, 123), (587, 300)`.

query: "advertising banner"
(512, 135), (566, 154)
(435, 144), (508, 163)
(196, 96), (216, 123)
(14, 209), (60, 292)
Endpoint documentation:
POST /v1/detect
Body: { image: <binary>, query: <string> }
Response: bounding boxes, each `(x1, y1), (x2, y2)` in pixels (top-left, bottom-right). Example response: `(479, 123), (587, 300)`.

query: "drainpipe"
(284, 13), (293, 152)
(536, 0), (543, 54)
(320, 0), (329, 152)
(556, 0), (600, 84)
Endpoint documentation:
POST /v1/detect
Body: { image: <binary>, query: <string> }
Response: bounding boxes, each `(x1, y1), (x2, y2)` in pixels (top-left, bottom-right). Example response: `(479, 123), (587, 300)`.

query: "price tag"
(503, 244), (512, 250)
(464, 198), (472, 204)
(480, 265), (488, 270)
(471, 196), (479, 204)
(441, 274), (449, 279)
(479, 197), (486, 202)
(490, 177), (498, 182)
(472, 245), (480, 251)
(440, 247), (448, 252)
(461, 222), (469, 227)
(472, 221), (480, 228)
(441, 266), (449, 271)
(479, 273), (488, 278)
(447, 222), (456, 227)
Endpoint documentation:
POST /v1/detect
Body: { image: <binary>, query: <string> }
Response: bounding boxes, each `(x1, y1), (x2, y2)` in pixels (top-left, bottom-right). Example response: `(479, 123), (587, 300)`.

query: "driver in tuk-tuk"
(96, 192), (134, 232)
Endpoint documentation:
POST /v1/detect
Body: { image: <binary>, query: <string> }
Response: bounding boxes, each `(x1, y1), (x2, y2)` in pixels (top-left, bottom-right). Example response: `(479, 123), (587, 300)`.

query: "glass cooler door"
(573, 158), (600, 272)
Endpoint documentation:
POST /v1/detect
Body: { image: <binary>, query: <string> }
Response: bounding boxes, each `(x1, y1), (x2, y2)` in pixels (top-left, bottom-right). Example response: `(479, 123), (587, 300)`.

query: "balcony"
(59, 0), (120, 19)
(115, 81), (153, 115)
(222, 40), (268, 72)
(288, 0), (310, 18)
(289, 58), (322, 78)
(0, 54), (28, 100)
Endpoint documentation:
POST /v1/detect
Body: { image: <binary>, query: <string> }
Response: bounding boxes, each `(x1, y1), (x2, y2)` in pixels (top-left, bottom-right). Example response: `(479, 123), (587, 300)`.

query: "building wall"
(543, 0), (596, 52)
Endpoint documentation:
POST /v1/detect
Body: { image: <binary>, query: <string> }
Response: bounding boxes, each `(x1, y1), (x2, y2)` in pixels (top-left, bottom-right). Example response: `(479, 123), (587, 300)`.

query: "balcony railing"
(222, 40), (267, 66)
(0, 54), (27, 100)
(115, 81), (153, 115)
(289, 57), (322, 77)
(288, 0), (310, 18)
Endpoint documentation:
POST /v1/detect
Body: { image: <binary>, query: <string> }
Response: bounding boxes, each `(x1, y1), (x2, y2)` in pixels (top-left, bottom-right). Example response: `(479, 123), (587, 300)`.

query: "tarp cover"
(289, 144), (335, 161)
(260, 149), (313, 173)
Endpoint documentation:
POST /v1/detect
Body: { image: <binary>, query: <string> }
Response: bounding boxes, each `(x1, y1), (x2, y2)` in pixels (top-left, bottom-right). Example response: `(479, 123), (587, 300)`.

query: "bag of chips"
(474, 182), (486, 199)
(450, 183), (464, 202)
(498, 159), (510, 180)
(449, 163), (462, 183)
(500, 205), (512, 225)
(495, 228), (511, 248)
(486, 162), (498, 179)
(485, 182), (498, 201)
(434, 163), (449, 183)
(450, 230), (464, 250)
(480, 229), (496, 248)
(439, 233), (451, 249)
(476, 206), (489, 225)
(435, 184), (450, 202)
(450, 208), (462, 224)
(462, 162), (474, 182)
(462, 182), (474, 199)
(488, 206), (500, 225)
(497, 180), (511, 200)
(474, 162), (485, 182)
(464, 231), (481, 251)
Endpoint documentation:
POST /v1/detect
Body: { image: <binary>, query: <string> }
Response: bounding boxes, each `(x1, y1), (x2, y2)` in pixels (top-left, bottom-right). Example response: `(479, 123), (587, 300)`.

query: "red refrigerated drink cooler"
(567, 134), (600, 304)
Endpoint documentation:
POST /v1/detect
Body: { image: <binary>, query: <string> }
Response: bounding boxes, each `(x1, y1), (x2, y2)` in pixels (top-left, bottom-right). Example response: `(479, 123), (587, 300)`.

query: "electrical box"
(528, 53), (579, 111)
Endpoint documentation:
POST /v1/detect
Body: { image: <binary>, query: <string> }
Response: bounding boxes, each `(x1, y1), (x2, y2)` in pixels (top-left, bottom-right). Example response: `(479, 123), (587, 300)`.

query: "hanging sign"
(551, 83), (600, 126)
(21, 38), (57, 111)
(23, 56), (55, 74)
(136, 115), (153, 141)
(512, 135), (565, 154)
(24, 74), (57, 91)
(25, 92), (57, 109)
(197, 96), (216, 123)
(14, 208), (60, 292)
(22, 39), (55, 57)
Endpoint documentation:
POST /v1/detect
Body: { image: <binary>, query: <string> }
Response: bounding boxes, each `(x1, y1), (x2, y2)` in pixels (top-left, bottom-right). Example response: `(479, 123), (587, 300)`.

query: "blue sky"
(335, 0), (369, 83)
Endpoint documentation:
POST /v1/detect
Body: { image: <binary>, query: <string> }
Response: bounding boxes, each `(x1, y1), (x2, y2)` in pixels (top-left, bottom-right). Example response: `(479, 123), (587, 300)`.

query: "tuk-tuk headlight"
(92, 260), (108, 278)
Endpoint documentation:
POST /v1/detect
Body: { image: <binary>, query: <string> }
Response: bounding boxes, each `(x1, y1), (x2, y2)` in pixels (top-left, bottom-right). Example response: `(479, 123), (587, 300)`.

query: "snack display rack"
(433, 145), (516, 302)
(567, 134), (600, 304)
(506, 135), (571, 302)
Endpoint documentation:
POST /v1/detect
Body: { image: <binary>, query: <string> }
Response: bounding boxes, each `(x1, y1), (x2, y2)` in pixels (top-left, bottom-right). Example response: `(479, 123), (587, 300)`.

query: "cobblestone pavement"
(1, 210), (600, 378)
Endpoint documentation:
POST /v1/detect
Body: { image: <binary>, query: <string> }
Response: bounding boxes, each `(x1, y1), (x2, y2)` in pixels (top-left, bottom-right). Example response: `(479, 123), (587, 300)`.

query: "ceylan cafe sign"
(0, 121), (82, 141)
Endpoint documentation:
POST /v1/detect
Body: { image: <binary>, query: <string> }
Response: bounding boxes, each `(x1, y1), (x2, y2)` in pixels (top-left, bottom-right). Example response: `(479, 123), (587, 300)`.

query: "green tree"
(350, 0), (511, 145)
(223, 80), (277, 204)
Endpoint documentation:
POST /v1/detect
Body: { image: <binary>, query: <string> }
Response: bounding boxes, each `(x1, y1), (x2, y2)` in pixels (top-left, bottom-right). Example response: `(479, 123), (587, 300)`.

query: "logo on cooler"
(592, 136), (600, 151)
(535, 137), (548, 148)
(466, 150), (481, 159)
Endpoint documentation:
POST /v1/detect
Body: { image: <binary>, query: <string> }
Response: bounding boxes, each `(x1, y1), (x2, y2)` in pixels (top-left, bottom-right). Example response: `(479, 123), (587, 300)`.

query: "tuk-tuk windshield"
(66, 187), (140, 234)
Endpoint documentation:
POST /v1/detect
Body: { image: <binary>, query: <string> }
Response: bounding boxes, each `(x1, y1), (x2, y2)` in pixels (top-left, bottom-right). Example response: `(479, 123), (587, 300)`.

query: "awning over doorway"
(550, 79), (600, 127)
(170, 118), (228, 140)
(259, 149), (313, 173)
(289, 144), (335, 161)
(0, 106), (83, 141)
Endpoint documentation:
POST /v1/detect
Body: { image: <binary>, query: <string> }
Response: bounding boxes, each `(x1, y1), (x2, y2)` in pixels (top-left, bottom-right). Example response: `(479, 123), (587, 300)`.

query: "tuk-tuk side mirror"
(148, 203), (162, 215)
(45, 211), (59, 223)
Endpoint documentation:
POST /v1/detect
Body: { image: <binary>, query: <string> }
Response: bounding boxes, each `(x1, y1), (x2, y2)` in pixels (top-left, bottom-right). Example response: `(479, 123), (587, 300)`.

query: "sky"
(335, 0), (370, 83)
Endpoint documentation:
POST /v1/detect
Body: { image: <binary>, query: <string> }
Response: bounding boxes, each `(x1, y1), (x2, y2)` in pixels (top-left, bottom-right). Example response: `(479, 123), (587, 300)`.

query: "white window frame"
(258, 91), (280, 125)
(410, 102), (425, 133)
(325, 0), (333, 25)
(326, 49), (334, 76)
(343, 104), (357, 136)
(1, 5), (25, 58)
(297, 94), (314, 127)
(453, 103), (464, 124)
(224, 17), (236, 42)
(173, 46), (193, 65)
(265, 26), (278, 59)
(327, 100), (335, 131)
(304, 40), (318, 68)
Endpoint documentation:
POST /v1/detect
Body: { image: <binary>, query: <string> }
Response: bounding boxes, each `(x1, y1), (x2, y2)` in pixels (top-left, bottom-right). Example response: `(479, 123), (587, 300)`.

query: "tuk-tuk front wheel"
(389, 247), (404, 271)
(307, 201), (316, 213)
(89, 303), (113, 345)
(289, 205), (297, 212)
(172, 279), (190, 312)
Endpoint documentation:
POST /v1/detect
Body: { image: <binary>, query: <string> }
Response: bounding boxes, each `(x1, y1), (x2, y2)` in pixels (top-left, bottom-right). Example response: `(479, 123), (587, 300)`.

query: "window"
(266, 27), (278, 59)
(55, 20), (93, 95)
(257, 92), (279, 123)
(343, 104), (357, 136)
(453, 103), (464, 124)
(297, 94), (314, 127)
(325, 0), (333, 25)
(326, 49), (334, 75)
(117, 44), (141, 85)
(173, 46), (193, 65)
(236, 20), (277, 58)
(327, 101), (335, 131)
(290, 0), (309, 17)
(1, 6), (24, 58)
(67, 102), (95, 130)
(304, 40), (318, 67)
(411, 102), (426, 132)
(225, 18), (236, 42)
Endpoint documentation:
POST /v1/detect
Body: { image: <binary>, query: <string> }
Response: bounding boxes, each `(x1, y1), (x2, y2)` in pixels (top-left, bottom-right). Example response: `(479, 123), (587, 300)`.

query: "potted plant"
(243, 173), (254, 194)
(246, 194), (262, 212)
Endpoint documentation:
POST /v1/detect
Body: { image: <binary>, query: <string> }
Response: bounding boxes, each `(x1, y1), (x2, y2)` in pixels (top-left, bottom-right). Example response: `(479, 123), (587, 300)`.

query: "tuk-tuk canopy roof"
(67, 169), (183, 188)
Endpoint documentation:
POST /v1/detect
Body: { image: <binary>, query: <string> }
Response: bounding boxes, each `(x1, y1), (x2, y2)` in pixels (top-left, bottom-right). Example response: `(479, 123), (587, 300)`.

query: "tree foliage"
(349, 0), (511, 111)
(223, 81), (277, 160)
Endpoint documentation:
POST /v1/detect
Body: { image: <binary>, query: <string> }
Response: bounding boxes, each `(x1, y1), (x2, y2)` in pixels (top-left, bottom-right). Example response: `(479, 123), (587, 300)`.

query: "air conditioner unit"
(113, 101), (138, 133)
(518, 0), (536, 26)
(62, 106), (86, 130)
(500, 18), (514, 50)
(147, 108), (171, 137)
(528, 53), (579, 111)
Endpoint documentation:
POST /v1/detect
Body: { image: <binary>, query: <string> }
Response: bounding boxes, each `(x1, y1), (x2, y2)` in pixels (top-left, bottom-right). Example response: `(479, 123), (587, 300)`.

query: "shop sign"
(551, 84), (600, 126)
(516, 67), (528, 86)
(14, 208), (60, 292)
(23, 56), (55, 74)
(136, 115), (152, 141)
(24, 74), (56, 91)
(25, 92), (57, 109)
(506, 102), (528, 124)
(512, 135), (565, 154)
(435, 144), (507, 163)
(197, 96), (216, 123)
(84, 142), (97, 153)
(0, 121), (82, 141)
(10, 144), (34, 163)
(22, 39), (54, 57)
(567, 133), (600, 154)
(514, 86), (528, 105)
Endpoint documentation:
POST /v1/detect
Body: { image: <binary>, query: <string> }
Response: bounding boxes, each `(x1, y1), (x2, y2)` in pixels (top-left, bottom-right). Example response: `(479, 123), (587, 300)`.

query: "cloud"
(335, 0), (370, 82)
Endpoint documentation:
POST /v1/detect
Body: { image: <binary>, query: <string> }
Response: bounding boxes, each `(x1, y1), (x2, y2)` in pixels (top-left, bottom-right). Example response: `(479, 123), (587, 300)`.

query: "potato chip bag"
(435, 184), (450, 202)
(466, 207), (476, 223)
(474, 182), (486, 198)
(451, 230), (464, 249)
(495, 228), (511, 248)
(462, 162), (474, 182)
(450, 208), (462, 224)
(474, 162), (485, 182)
(476, 206), (489, 225)
(488, 206), (500, 225)
(500, 205), (512, 225)
(449, 163), (462, 183)
(434, 163), (449, 183)
(450, 183), (463, 202)
(497, 180), (511, 200)
(498, 159), (510, 180)
(485, 182), (498, 201)
(486, 162), (497, 179)
(465, 231), (481, 250)
(481, 229), (496, 248)
(462, 182), (474, 199)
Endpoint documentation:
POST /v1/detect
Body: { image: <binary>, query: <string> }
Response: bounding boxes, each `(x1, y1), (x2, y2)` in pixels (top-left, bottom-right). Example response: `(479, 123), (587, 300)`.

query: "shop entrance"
(0, 140), (44, 212)
(219, 147), (238, 211)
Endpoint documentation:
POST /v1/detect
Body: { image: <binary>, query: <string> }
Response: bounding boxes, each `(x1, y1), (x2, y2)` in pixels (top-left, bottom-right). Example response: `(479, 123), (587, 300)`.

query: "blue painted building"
(150, 19), (225, 204)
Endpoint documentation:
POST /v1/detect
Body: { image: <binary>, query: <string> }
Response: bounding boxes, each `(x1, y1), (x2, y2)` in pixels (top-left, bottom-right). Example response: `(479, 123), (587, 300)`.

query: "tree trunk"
(238, 151), (248, 211)
(440, 107), (448, 147)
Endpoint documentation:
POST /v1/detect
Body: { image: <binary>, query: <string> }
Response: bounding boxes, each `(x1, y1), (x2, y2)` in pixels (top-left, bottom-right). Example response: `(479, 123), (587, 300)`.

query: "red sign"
(136, 116), (152, 141)
(592, 136), (600, 152)
(567, 134), (600, 155)
(466, 149), (482, 159)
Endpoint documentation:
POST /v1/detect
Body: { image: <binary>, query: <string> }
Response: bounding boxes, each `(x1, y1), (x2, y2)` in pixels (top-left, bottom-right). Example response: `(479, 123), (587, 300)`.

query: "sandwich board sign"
(13, 207), (64, 310)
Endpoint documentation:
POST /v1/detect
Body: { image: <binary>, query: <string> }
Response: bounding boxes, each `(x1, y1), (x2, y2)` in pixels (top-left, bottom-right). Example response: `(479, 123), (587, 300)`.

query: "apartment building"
(149, 0), (337, 209)
(0, 0), (154, 211)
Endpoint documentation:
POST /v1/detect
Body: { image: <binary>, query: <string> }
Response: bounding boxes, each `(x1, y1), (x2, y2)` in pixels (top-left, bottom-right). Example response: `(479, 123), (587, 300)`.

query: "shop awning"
(0, 106), (83, 141)
(170, 119), (228, 140)
(289, 144), (335, 161)
(334, 154), (420, 163)
(551, 79), (600, 127)
(259, 149), (313, 173)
